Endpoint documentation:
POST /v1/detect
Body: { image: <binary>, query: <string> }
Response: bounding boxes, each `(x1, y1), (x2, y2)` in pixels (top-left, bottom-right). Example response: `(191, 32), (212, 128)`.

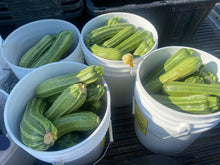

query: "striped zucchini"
(79, 100), (104, 115)
(53, 111), (100, 139)
(90, 44), (123, 61)
(85, 84), (106, 103)
(162, 81), (220, 97)
(20, 98), (57, 151)
(36, 65), (104, 98)
(31, 30), (74, 68)
(85, 23), (134, 46)
(54, 132), (84, 150)
(102, 25), (137, 48)
(46, 93), (60, 103)
(144, 48), (194, 83)
(207, 96), (220, 112)
(152, 94), (214, 114)
(133, 37), (155, 56)
(199, 71), (218, 84)
(114, 30), (151, 53)
(44, 83), (87, 121)
(145, 56), (202, 93)
(19, 34), (56, 68)
(106, 16), (121, 25)
(184, 76), (205, 84)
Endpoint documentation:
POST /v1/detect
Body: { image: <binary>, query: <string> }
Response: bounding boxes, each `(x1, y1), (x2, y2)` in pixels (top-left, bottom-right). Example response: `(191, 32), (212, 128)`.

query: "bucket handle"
(52, 161), (64, 165)
(92, 119), (114, 165)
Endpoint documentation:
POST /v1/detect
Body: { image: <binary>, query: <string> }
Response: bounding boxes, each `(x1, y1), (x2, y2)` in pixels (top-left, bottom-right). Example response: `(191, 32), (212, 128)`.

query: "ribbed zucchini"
(105, 16), (121, 25)
(46, 93), (60, 103)
(144, 48), (194, 83)
(162, 81), (220, 97)
(20, 98), (57, 151)
(85, 23), (134, 46)
(145, 56), (202, 93)
(53, 111), (100, 139)
(184, 76), (205, 84)
(85, 84), (106, 103)
(90, 44), (123, 60)
(79, 100), (104, 115)
(36, 65), (104, 98)
(133, 37), (155, 56)
(115, 30), (151, 53)
(19, 34), (56, 68)
(152, 94), (215, 114)
(54, 132), (84, 150)
(207, 96), (220, 112)
(31, 30), (74, 68)
(44, 83), (87, 121)
(102, 25), (137, 48)
(199, 71), (218, 84)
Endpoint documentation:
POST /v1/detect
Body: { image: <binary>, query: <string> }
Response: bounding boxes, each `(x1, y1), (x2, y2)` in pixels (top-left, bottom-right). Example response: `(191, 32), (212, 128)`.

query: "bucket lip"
(80, 11), (158, 69)
(4, 61), (111, 157)
(1, 18), (81, 72)
(136, 45), (220, 118)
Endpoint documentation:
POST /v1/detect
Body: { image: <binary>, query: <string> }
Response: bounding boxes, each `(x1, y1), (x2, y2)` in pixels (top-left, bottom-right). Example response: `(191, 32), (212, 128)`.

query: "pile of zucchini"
(20, 65), (107, 151)
(85, 16), (155, 66)
(19, 30), (74, 68)
(143, 48), (220, 114)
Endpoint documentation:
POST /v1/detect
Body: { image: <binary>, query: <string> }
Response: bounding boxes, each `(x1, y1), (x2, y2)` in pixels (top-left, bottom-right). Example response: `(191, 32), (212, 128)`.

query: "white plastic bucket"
(1, 19), (84, 80)
(134, 46), (220, 155)
(0, 89), (35, 165)
(4, 62), (111, 165)
(81, 12), (158, 107)
(0, 36), (10, 84)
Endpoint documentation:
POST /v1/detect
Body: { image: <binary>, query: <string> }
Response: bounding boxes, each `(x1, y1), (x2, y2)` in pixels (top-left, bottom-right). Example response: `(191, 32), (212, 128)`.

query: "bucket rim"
(136, 45), (220, 119)
(1, 18), (81, 72)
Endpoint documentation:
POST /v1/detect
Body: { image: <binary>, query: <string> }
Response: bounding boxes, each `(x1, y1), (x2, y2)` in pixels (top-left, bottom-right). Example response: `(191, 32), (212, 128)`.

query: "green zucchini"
(90, 44), (123, 61)
(184, 76), (205, 84)
(20, 98), (57, 151)
(145, 56), (202, 93)
(44, 83), (87, 121)
(79, 100), (104, 115)
(54, 132), (84, 150)
(105, 16), (121, 25)
(199, 71), (218, 84)
(19, 34), (56, 68)
(85, 84), (106, 103)
(144, 48), (194, 83)
(152, 94), (213, 114)
(115, 30), (152, 53)
(102, 25), (137, 48)
(36, 65), (104, 98)
(31, 30), (74, 68)
(162, 81), (220, 97)
(85, 23), (134, 46)
(53, 111), (100, 139)
(133, 37), (155, 56)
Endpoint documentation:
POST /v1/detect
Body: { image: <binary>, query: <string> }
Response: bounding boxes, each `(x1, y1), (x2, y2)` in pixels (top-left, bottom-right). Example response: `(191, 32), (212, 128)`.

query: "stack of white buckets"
(1, 11), (220, 165)
(0, 89), (35, 165)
